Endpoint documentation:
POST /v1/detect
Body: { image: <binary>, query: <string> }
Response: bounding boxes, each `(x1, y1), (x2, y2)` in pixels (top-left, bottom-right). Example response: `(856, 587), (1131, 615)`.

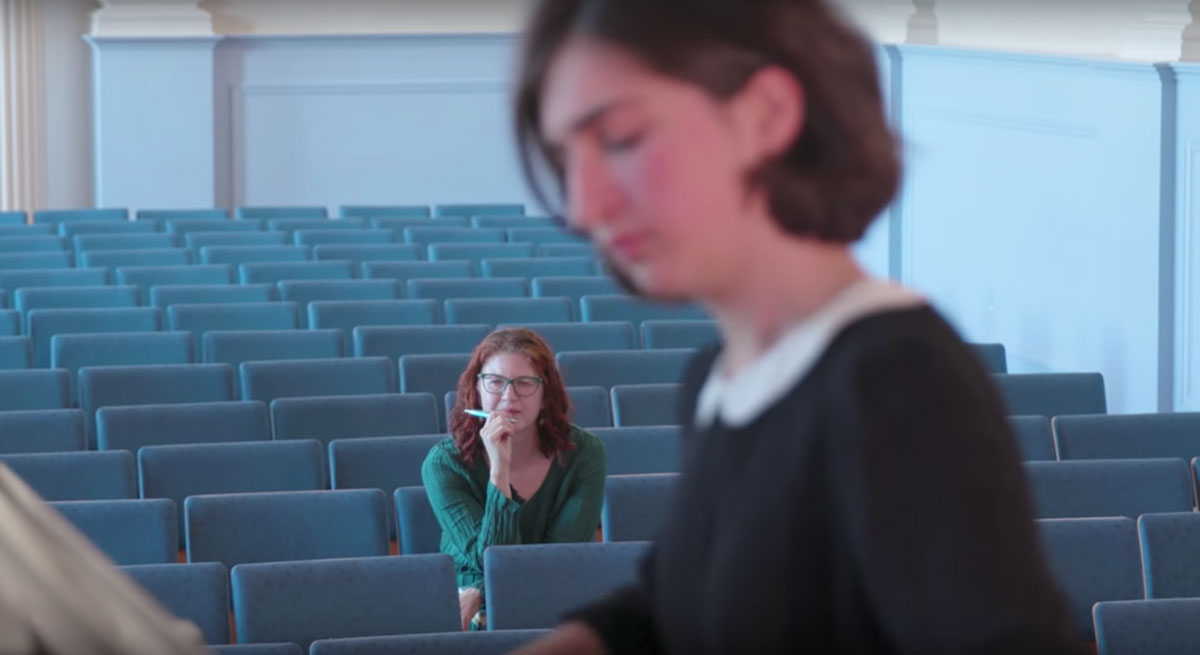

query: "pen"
(464, 409), (490, 419)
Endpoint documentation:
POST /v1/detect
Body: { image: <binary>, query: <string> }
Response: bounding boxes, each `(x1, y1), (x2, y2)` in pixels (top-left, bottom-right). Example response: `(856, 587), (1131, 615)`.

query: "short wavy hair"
(514, 0), (900, 243)
(448, 328), (574, 467)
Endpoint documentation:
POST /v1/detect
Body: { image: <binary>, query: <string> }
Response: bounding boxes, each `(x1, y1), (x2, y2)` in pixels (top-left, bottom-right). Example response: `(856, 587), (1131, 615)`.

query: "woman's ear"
(730, 65), (806, 163)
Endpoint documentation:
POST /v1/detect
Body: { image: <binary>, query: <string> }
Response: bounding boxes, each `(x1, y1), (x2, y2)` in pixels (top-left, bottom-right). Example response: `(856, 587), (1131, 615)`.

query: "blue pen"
(464, 409), (490, 420)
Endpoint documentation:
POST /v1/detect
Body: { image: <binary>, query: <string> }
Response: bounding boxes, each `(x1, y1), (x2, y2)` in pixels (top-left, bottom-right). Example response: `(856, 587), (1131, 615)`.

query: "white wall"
(199, 0), (536, 35)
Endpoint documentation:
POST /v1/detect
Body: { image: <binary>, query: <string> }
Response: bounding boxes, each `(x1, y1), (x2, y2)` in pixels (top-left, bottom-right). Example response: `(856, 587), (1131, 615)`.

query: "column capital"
(836, 0), (923, 45)
(90, 0), (214, 38)
(1119, 0), (1193, 61)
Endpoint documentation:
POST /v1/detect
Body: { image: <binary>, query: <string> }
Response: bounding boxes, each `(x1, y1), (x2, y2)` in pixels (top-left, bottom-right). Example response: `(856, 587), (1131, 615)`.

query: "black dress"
(571, 296), (1085, 654)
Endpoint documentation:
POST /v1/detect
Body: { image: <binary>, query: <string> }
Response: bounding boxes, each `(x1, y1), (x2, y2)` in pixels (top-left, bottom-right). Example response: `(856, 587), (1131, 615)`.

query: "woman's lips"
(607, 233), (649, 260)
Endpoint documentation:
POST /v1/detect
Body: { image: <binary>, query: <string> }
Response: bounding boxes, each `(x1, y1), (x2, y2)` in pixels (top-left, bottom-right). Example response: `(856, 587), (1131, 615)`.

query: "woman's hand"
(481, 410), (517, 496)
(459, 586), (484, 631)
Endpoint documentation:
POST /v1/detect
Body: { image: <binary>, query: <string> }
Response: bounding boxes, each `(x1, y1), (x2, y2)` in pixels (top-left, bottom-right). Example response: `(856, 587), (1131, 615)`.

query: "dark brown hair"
(448, 328), (574, 467)
(514, 0), (900, 243)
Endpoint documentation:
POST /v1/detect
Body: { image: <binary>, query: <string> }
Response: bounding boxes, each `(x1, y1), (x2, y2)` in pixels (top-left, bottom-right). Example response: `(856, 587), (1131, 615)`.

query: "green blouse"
(420, 426), (607, 590)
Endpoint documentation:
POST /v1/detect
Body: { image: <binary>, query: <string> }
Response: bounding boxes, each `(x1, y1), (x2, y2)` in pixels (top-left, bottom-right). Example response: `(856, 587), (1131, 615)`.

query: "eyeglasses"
(477, 373), (543, 397)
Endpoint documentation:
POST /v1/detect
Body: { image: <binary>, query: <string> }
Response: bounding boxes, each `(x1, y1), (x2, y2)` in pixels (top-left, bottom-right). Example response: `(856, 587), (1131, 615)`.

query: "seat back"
(444, 297), (573, 325)
(640, 320), (720, 350)
(557, 349), (695, 389)
(602, 474), (679, 542)
(240, 357), (395, 404)
(353, 324), (490, 358)
(271, 393), (438, 447)
(993, 373), (1107, 417)
(308, 300), (439, 338)
(1138, 512), (1200, 599)
(591, 426), (682, 475)
(309, 629), (551, 655)
(1024, 459), (1194, 519)
(97, 400), (270, 452)
(0, 450), (136, 500)
(1054, 413), (1200, 461)
(580, 295), (707, 324)
(1011, 416), (1056, 461)
(611, 384), (683, 427)
(51, 498), (176, 565)
(398, 354), (471, 430)
(1038, 517), (1144, 640)
(120, 562), (231, 645)
(0, 408), (85, 454)
(1093, 598), (1200, 655)
(0, 369), (71, 410)
(28, 306), (161, 368)
(79, 363), (236, 444)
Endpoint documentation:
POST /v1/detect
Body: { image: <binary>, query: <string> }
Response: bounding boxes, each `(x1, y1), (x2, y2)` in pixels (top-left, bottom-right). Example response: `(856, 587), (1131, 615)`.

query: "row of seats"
(0, 203), (528, 224)
(109, 540), (637, 649)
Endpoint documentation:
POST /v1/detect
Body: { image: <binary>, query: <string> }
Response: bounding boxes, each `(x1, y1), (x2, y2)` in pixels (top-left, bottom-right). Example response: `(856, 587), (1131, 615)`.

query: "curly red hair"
(448, 328), (574, 467)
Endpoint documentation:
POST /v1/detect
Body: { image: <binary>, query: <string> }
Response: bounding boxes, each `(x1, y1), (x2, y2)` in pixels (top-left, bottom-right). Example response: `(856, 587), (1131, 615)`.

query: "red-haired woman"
(421, 327), (606, 631)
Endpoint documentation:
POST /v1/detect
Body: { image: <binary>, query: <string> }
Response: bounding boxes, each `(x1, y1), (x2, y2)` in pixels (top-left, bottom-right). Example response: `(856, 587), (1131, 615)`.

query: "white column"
(90, 0), (213, 37)
(87, 0), (219, 209)
(837, 0), (924, 45)
(1182, 0), (1200, 61)
(1119, 0), (1194, 61)
(0, 0), (47, 214)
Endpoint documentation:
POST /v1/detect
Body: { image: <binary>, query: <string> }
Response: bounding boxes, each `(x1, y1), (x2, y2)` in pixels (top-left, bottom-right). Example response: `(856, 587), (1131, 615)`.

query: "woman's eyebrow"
(547, 96), (638, 148)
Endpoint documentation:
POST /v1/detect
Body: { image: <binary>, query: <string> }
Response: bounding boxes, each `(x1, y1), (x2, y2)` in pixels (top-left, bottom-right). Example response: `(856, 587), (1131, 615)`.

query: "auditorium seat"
(393, 485), (441, 555)
(1093, 598), (1200, 655)
(79, 248), (193, 268)
(531, 276), (620, 307)
(115, 264), (235, 296)
(199, 245), (310, 266)
(167, 302), (300, 360)
(33, 208), (128, 223)
(151, 283), (278, 308)
(444, 385), (612, 429)
(277, 280), (399, 328)
(230, 554), (459, 650)
(51, 498), (176, 565)
(0, 268), (109, 295)
(444, 297), (573, 325)
(433, 203), (523, 217)
(339, 204), (429, 219)
(204, 330), (345, 385)
(484, 542), (650, 630)
(1038, 517), (1143, 641)
(611, 384), (682, 427)
(120, 562), (231, 644)
(28, 306), (161, 368)
(398, 354), (471, 430)
(1024, 459), (1194, 519)
(403, 227), (506, 246)
(330, 434), (445, 499)
(373, 217), (465, 231)
(239, 357), (395, 404)
(268, 217), (365, 233)
(186, 488), (389, 568)
(307, 299), (439, 338)
(1010, 415), (1057, 461)
(210, 644), (301, 654)
(294, 229), (393, 247)
(137, 208), (229, 221)
(506, 227), (587, 245)
(51, 331), (193, 402)
(73, 233), (179, 251)
(353, 324), (491, 359)
(406, 278), (527, 303)
(185, 231), (289, 249)
(0, 309), (19, 336)
(971, 343), (1008, 373)
(473, 215), (557, 229)
(494, 322), (635, 353)
(428, 242), (534, 263)
(59, 220), (156, 237)
(1137, 512), (1200, 599)
(0, 252), (74, 270)
(557, 349), (696, 389)
(591, 426), (682, 475)
(581, 294), (707, 324)
(537, 244), (597, 258)
(0, 335), (30, 369)
(312, 244), (422, 264)
(272, 393), (438, 448)
(0, 408), (85, 454)
(15, 285), (140, 332)
(0, 210), (26, 224)
(481, 256), (594, 279)
(96, 400), (270, 452)
(602, 473), (678, 542)
(993, 372), (1107, 417)
(360, 260), (474, 284)
(236, 206), (327, 220)
(641, 320), (720, 350)
(0, 369), (70, 410)
(238, 260), (355, 285)
(310, 629), (551, 655)
(0, 235), (67, 252)
(1054, 413), (1200, 461)
(141, 440), (325, 546)
(167, 219), (264, 234)
(79, 363), (236, 443)
(0, 450), (135, 500)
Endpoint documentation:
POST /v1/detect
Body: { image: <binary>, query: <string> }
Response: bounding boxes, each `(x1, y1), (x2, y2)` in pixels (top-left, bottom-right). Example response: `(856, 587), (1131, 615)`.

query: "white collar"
(694, 278), (926, 428)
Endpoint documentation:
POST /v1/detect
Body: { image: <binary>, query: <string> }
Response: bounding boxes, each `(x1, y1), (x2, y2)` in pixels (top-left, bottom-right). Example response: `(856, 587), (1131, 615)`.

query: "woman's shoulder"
(566, 425), (606, 455)
(421, 436), (468, 475)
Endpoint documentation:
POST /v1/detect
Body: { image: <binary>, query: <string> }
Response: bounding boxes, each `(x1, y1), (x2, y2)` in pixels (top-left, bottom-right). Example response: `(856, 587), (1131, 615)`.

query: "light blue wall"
(212, 34), (532, 211)
(87, 35), (1197, 413)
(88, 37), (219, 209)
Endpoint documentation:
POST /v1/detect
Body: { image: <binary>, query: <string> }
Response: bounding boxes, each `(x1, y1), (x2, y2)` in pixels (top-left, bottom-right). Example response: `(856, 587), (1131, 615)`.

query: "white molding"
(1119, 0), (1193, 61)
(0, 0), (47, 213)
(91, 0), (213, 38)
